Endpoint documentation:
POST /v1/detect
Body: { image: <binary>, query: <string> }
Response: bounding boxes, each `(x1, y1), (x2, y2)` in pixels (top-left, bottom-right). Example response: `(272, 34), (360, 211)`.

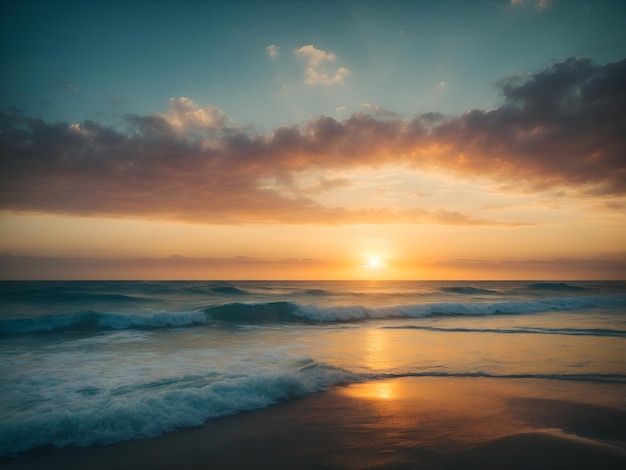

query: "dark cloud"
(1, 57), (624, 224)
(430, 255), (626, 280)
(0, 254), (334, 280)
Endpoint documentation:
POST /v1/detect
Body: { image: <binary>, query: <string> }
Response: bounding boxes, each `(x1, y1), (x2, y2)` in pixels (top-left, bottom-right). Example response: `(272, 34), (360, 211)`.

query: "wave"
(1, 290), (147, 304)
(381, 325), (626, 338)
(208, 297), (626, 324)
(441, 286), (500, 295)
(0, 281), (256, 303)
(527, 282), (586, 291)
(3, 296), (625, 335)
(300, 289), (336, 296)
(2, 362), (624, 457)
(288, 296), (626, 322)
(0, 310), (208, 335)
(0, 360), (360, 457)
(208, 286), (250, 295)
(206, 301), (304, 323)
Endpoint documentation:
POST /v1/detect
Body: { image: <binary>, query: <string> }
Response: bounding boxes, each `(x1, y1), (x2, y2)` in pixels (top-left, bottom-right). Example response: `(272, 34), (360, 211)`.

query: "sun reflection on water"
(364, 328), (394, 371)
(372, 381), (396, 400)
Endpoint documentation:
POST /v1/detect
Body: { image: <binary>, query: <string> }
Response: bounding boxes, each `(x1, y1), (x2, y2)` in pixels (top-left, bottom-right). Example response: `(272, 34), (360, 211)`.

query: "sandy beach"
(3, 376), (625, 470)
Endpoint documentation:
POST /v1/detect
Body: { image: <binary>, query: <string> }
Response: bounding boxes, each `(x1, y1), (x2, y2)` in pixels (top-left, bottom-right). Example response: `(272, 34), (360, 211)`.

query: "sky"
(1, 0), (625, 280)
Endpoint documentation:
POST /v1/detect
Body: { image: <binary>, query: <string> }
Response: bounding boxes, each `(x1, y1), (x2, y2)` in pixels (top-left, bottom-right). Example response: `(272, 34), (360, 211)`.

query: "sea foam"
(0, 360), (360, 457)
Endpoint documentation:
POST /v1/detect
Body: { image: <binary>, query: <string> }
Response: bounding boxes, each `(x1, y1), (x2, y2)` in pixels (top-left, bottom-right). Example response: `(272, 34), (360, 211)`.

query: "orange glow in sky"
(1, 1), (625, 280)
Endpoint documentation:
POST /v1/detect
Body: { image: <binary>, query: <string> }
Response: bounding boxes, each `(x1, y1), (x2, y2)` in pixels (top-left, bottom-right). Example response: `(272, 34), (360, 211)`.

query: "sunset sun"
(363, 255), (386, 270)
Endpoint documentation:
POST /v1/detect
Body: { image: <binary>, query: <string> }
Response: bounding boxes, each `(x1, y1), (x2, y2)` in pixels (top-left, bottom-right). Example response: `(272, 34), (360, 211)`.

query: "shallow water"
(1, 280), (625, 456)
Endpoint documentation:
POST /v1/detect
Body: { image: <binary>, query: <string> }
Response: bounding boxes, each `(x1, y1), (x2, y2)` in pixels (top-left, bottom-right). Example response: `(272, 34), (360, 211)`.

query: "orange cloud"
(1, 57), (624, 224)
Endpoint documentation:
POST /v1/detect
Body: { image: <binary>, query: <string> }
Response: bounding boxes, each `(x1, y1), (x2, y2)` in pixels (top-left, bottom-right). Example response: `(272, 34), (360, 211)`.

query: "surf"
(3, 295), (626, 335)
(0, 360), (359, 457)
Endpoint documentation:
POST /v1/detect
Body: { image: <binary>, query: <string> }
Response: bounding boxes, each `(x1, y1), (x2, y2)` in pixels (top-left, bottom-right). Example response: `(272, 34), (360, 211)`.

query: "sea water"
(1, 280), (625, 456)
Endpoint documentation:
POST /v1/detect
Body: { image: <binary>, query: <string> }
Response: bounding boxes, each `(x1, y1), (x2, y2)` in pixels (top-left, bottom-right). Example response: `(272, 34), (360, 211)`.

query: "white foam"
(0, 361), (359, 456)
(293, 297), (626, 322)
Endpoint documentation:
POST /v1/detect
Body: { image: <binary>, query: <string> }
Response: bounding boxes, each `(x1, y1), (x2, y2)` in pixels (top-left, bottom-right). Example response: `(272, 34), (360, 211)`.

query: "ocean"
(1, 280), (625, 459)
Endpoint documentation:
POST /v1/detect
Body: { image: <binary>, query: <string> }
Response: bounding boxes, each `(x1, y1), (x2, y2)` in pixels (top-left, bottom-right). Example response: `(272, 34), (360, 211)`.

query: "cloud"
(1, 57), (624, 224)
(157, 97), (228, 134)
(57, 80), (77, 91)
(0, 254), (330, 280)
(301, 177), (353, 196)
(430, 255), (626, 280)
(294, 44), (350, 86)
(509, 0), (557, 12)
(265, 44), (279, 58)
(361, 103), (400, 118)
(437, 81), (447, 89)
(335, 106), (346, 113)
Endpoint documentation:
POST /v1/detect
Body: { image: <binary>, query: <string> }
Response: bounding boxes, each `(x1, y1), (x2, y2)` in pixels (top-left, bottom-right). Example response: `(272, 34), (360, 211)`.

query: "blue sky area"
(2, 0), (625, 130)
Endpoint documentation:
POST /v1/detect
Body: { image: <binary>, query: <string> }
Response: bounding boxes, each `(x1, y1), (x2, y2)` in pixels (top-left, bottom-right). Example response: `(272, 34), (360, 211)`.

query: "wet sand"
(2, 377), (625, 470)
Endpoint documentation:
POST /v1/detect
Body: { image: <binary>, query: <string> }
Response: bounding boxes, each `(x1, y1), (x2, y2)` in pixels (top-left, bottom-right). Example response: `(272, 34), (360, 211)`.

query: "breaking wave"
(2, 362), (624, 457)
(0, 360), (360, 457)
(2, 296), (625, 335)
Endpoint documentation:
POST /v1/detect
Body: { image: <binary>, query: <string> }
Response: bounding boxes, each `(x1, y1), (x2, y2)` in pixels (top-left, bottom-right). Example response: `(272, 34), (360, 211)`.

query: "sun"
(363, 254), (386, 269)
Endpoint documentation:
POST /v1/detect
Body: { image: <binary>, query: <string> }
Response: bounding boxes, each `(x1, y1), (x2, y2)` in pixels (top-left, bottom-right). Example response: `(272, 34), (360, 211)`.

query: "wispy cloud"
(430, 255), (626, 279)
(0, 254), (332, 280)
(265, 44), (279, 58)
(509, 0), (557, 12)
(1, 57), (624, 225)
(294, 44), (350, 86)
(57, 80), (77, 91)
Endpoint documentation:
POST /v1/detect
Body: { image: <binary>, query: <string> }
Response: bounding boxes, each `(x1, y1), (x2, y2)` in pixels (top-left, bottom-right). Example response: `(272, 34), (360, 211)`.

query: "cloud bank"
(1, 57), (624, 224)
(2, 254), (623, 281)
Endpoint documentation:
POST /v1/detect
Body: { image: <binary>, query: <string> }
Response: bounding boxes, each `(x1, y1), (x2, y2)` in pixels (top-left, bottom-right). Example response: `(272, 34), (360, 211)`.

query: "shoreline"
(3, 377), (625, 470)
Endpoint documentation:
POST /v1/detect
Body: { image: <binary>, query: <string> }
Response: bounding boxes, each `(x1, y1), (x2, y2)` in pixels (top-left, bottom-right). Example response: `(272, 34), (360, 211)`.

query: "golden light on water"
(341, 380), (399, 400)
(373, 381), (395, 400)
(364, 328), (394, 371)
